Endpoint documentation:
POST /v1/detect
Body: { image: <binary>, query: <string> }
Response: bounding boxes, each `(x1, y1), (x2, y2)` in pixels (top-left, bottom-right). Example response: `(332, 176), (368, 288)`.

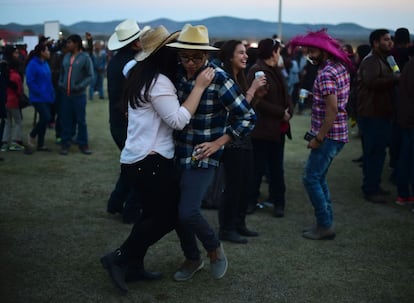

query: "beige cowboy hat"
(166, 24), (218, 51)
(134, 26), (180, 61)
(107, 19), (151, 51)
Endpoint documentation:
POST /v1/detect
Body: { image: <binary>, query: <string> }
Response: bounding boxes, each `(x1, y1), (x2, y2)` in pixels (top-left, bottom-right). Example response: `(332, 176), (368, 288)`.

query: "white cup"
(299, 89), (309, 99)
(255, 71), (265, 79)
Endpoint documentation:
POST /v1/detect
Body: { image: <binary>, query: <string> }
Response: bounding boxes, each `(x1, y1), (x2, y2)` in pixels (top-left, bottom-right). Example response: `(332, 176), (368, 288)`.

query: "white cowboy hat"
(166, 24), (218, 51)
(135, 26), (180, 62)
(107, 19), (150, 51)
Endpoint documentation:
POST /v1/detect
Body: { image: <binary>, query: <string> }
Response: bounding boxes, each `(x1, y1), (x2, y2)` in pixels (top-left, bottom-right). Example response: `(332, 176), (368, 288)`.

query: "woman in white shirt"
(100, 26), (214, 293)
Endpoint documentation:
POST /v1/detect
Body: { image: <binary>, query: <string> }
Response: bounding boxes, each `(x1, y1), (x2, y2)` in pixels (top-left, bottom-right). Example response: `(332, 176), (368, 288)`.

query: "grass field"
(0, 100), (413, 303)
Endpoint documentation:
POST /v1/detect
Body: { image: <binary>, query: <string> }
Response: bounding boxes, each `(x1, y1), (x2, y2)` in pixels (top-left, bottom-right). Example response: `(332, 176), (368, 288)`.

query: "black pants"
(108, 126), (140, 218)
(219, 148), (253, 231)
(120, 154), (179, 264)
(250, 137), (286, 209)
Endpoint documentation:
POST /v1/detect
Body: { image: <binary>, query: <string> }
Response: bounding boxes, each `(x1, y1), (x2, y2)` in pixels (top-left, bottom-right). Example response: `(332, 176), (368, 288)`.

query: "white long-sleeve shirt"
(120, 74), (192, 164)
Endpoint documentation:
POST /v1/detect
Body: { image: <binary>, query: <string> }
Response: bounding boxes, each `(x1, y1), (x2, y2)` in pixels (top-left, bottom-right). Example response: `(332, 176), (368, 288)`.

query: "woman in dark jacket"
(246, 38), (293, 217)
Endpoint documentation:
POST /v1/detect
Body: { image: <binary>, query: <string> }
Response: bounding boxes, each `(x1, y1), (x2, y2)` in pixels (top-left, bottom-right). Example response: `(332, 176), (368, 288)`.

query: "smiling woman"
(215, 39), (265, 243)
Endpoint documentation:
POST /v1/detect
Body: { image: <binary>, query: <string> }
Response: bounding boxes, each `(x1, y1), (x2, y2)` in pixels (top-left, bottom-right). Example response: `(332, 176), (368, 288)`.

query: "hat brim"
(107, 26), (151, 51)
(166, 41), (218, 51)
(289, 36), (351, 68)
(135, 31), (181, 62)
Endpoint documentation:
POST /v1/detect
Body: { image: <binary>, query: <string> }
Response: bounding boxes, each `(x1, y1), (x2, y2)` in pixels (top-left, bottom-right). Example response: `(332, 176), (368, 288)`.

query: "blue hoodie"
(26, 56), (55, 103)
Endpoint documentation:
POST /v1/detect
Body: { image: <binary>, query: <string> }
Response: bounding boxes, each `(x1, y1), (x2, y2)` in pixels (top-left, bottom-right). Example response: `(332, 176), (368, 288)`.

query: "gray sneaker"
(208, 243), (228, 279)
(173, 259), (204, 281)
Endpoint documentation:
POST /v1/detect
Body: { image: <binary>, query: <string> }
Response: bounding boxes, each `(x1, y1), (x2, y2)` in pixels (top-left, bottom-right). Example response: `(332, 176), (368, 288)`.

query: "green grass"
(1, 101), (413, 303)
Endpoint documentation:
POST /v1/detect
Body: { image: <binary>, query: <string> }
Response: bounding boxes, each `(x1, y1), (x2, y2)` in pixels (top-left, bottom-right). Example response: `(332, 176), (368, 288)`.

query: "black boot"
(273, 205), (285, 218)
(100, 249), (128, 293)
(237, 226), (259, 237)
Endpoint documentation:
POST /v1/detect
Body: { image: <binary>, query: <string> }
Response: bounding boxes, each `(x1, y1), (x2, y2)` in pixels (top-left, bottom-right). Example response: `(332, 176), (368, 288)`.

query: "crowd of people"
(0, 32), (108, 157)
(98, 20), (414, 293)
(1, 21), (413, 293)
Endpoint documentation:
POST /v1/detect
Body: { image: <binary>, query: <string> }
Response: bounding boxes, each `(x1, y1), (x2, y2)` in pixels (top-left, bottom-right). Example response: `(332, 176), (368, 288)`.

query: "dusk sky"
(1, 0), (414, 35)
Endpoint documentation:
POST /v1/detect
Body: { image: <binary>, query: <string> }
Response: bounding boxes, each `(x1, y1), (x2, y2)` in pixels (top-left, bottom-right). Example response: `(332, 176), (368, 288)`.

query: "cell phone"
(304, 131), (316, 141)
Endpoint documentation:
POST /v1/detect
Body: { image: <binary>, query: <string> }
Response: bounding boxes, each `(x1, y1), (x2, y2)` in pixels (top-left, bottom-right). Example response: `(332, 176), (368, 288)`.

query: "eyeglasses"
(179, 55), (204, 64)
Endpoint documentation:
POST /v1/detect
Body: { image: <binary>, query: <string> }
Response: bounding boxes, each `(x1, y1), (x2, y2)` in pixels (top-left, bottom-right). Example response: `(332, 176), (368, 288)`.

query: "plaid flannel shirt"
(174, 62), (256, 168)
(311, 59), (350, 143)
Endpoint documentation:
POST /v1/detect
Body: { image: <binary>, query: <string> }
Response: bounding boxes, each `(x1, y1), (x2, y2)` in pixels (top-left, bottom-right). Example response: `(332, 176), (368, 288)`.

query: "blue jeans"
(54, 88), (63, 139)
(89, 72), (104, 99)
(175, 166), (220, 260)
(60, 94), (88, 147)
(359, 117), (392, 195)
(303, 139), (345, 228)
(397, 128), (414, 197)
(31, 102), (52, 147)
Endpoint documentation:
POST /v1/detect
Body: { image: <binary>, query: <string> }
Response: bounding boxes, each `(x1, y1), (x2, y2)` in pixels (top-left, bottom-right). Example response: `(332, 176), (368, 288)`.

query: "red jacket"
(6, 68), (23, 109)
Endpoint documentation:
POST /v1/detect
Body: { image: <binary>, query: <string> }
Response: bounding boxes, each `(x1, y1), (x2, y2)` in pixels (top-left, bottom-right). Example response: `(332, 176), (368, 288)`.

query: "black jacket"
(107, 48), (136, 129)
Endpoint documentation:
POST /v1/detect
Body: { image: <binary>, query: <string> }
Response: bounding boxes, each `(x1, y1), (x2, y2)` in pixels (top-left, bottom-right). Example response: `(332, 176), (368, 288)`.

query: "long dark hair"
(122, 46), (178, 110)
(219, 40), (248, 92)
(258, 38), (281, 60)
(25, 43), (47, 67)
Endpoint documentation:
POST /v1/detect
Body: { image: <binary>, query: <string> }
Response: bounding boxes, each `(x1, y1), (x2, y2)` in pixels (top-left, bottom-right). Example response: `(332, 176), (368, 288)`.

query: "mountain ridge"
(0, 16), (377, 43)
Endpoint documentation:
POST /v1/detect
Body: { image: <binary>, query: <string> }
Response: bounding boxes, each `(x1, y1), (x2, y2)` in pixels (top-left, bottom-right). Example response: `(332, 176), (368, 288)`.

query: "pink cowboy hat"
(289, 29), (353, 69)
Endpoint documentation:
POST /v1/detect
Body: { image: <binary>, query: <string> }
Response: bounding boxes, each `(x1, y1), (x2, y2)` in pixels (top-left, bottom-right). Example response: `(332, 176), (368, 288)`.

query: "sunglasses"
(272, 39), (282, 50)
(179, 54), (205, 64)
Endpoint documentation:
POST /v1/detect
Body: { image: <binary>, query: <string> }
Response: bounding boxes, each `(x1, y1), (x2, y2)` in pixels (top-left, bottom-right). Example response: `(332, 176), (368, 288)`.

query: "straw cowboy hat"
(108, 19), (151, 51)
(288, 29), (353, 69)
(134, 26), (180, 61)
(166, 24), (218, 51)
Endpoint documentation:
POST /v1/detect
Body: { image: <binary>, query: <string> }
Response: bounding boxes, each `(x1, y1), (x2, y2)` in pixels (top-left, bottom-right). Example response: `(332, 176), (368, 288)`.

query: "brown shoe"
(79, 145), (92, 155)
(302, 226), (336, 240)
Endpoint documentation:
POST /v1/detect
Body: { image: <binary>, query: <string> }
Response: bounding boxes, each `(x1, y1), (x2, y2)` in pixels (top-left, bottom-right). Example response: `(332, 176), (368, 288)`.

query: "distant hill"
(0, 16), (376, 44)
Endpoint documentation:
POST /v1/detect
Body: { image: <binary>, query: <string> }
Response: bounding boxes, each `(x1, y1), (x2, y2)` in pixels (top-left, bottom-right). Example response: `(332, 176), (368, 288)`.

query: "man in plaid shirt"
(174, 68), (256, 168)
(289, 30), (352, 240)
(167, 24), (256, 281)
